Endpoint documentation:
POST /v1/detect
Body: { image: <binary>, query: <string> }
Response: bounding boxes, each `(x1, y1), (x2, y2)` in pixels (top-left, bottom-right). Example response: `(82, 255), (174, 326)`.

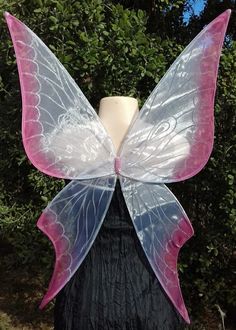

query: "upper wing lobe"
(5, 13), (115, 179)
(119, 11), (231, 183)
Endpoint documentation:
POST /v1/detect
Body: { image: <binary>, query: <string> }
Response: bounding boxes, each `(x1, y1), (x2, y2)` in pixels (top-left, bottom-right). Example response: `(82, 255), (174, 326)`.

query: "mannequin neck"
(98, 96), (139, 153)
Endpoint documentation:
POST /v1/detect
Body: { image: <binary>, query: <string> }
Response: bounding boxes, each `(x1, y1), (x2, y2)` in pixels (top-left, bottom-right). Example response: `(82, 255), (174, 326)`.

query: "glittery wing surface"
(5, 12), (115, 179)
(37, 176), (116, 308)
(120, 177), (194, 323)
(119, 10), (231, 183)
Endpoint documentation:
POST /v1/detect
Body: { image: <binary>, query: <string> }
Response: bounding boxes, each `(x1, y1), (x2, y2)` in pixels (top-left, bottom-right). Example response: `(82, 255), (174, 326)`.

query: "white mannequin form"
(98, 96), (139, 153)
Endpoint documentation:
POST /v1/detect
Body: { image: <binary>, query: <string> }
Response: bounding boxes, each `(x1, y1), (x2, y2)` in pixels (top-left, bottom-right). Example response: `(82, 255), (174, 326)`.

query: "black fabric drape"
(54, 182), (185, 330)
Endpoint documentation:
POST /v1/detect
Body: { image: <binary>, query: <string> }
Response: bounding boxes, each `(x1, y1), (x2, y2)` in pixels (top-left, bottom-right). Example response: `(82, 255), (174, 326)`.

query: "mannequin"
(54, 96), (184, 330)
(98, 96), (139, 153)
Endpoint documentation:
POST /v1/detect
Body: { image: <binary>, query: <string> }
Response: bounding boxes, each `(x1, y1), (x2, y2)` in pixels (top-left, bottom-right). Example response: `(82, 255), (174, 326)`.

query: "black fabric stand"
(54, 182), (185, 330)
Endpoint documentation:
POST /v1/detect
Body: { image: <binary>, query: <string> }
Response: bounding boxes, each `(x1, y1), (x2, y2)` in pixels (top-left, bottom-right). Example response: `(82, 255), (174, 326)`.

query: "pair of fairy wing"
(6, 10), (231, 183)
(5, 10), (231, 324)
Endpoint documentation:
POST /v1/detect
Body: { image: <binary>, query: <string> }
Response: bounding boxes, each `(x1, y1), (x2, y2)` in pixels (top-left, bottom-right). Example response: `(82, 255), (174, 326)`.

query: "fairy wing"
(119, 10), (231, 183)
(120, 177), (193, 323)
(5, 12), (115, 179)
(119, 11), (231, 323)
(37, 176), (116, 308)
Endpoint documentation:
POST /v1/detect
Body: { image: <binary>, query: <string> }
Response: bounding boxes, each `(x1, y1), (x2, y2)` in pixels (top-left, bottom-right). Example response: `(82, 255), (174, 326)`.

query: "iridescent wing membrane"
(119, 10), (231, 183)
(118, 10), (230, 323)
(5, 12), (115, 180)
(37, 176), (116, 308)
(120, 178), (194, 323)
(5, 10), (231, 324)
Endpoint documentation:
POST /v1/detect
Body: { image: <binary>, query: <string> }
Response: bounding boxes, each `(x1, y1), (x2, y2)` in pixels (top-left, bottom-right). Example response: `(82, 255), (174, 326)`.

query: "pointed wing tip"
(4, 11), (25, 39)
(214, 9), (231, 25)
(4, 12), (21, 21)
(178, 302), (191, 324)
(39, 299), (47, 310)
(224, 9), (232, 16)
(205, 8), (231, 33)
(37, 211), (74, 308)
(178, 306), (190, 324)
(184, 314), (191, 324)
(4, 12), (16, 24)
(221, 9), (231, 22)
(4, 11), (12, 24)
(39, 294), (53, 310)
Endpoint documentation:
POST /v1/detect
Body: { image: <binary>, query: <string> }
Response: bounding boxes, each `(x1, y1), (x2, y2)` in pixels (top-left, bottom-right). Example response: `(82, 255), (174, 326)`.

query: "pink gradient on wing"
(23, 93), (40, 107)
(39, 263), (71, 309)
(25, 106), (40, 121)
(37, 211), (70, 251)
(24, 121), (42, 136)
(164, 250), (176, 269)
(168, 285), (190, 324)
(154, 216), (194, 323)
(37, 211), (73, 308)
(20, 58), (38, 73)
(22, 74), (40, 93)
(5, 12), (63, 179)
(174, 10), (231, 181)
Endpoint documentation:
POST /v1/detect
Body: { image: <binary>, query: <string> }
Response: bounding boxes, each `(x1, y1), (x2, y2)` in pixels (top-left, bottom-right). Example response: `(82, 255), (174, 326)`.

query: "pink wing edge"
(37, 210), (73, 308)
(4, 11), (75, 307)
(174, 9), (231, 181)
(158, 215), (194, 324)
(159, 10), (231, 322)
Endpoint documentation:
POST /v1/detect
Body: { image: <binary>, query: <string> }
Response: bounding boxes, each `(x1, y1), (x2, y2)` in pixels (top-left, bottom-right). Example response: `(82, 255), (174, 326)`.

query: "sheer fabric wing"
(120, 177), (194, 323)
(37, 176), (116, 308)
(5, 13), (115, 179)
(119, 10), (231, 183)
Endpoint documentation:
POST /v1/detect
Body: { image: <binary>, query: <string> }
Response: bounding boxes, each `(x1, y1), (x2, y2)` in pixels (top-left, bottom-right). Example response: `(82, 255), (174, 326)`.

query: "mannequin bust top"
(98, 96), (139, 153)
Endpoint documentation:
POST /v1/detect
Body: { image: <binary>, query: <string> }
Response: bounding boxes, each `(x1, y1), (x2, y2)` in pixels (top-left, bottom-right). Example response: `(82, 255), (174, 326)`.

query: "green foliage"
(0, 0), (235, 326)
